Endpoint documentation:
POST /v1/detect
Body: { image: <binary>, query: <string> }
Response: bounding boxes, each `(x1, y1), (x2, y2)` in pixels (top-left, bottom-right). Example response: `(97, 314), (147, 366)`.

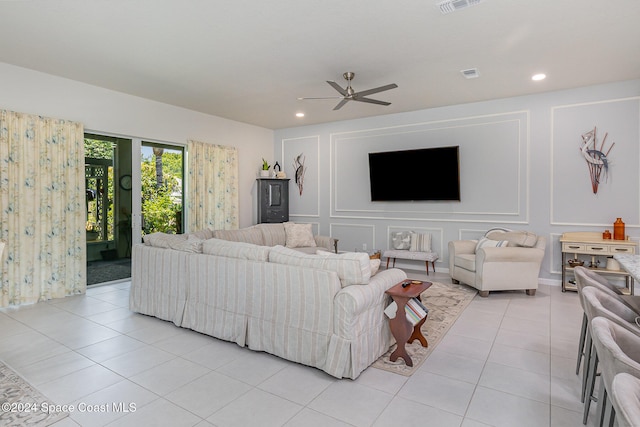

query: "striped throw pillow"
(409, 233), (431, 252)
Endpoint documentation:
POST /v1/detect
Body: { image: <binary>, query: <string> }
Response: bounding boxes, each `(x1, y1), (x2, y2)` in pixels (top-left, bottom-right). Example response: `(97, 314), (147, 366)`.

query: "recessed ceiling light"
(532, 73), (546, 81)
(295, 112), (305, 118)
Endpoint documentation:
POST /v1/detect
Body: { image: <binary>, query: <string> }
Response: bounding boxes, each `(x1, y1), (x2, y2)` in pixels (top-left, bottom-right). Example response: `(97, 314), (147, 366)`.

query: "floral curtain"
(0, 110), (86, 307)
(187, 140), (238, 231)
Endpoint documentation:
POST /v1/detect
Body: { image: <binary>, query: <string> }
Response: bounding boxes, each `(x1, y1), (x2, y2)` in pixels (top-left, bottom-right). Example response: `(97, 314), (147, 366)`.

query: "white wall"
(0, 62), (274, 228)
(275, 80), (640, 284)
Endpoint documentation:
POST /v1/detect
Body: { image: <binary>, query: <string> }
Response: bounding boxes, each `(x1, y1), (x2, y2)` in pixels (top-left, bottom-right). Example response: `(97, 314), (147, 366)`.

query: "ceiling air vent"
(438, 0), (484, 14)
(461, 68), (480, 79)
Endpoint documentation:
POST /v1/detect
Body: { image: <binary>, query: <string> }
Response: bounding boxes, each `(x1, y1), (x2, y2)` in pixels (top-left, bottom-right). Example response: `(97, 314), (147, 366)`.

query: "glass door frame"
(132, 138), (187, 241)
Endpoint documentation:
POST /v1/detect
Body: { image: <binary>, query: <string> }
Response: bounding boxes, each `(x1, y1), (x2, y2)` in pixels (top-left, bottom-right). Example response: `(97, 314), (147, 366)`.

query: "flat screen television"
(368, 146), (460, 201)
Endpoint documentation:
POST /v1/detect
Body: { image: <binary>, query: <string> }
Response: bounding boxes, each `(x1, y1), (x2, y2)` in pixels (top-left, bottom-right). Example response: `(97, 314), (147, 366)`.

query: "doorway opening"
(85, 134), (132, 285)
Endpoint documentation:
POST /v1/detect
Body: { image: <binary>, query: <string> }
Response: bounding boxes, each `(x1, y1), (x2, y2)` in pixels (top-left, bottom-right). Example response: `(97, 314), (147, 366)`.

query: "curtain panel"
(0, 110), (86, 307)
(187, 140), (239, 232)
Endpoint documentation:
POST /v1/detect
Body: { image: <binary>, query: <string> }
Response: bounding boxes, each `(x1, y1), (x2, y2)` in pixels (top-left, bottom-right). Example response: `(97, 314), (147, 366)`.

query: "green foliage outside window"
(141, 151), (183, 235)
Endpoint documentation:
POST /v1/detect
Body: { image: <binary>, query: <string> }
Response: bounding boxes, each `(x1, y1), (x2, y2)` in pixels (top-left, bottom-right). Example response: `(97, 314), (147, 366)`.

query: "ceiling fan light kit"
(299, 72), (398, 111)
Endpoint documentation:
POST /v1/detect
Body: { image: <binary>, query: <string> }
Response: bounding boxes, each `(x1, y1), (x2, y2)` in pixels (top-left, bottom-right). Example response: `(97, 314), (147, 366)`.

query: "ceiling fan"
(298, 72), (398, 110)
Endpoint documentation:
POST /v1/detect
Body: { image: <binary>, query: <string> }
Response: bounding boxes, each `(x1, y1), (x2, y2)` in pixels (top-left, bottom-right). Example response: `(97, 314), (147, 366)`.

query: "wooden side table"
(385, 280), (432, 366)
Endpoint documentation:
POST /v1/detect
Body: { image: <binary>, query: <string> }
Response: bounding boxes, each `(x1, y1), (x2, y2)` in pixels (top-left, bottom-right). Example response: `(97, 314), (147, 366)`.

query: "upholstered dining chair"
(588, 317), (640, 427)
(610, 373), (640, 427)
(574, 267), (628, 400)
(581, 286), (640, 422)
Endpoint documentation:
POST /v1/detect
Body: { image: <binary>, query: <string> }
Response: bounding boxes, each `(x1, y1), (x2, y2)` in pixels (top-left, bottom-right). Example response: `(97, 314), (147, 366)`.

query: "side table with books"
(384, 279), (431, 366)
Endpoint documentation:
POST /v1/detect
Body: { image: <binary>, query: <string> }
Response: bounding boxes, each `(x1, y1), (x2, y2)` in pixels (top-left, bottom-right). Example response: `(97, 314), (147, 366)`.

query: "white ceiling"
(0, 0), (639, 129)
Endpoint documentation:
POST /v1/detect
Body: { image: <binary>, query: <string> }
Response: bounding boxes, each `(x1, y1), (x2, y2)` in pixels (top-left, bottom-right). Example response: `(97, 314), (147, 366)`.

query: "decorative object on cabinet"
(257, 178), (290, 223)
(580, 126), (614, 194)
(293, 153), (306, 196)
(603, 229), (612, 239)
(614, 217), (625, 240)
(560, 231), (635, 293)
(259, 158), (271, 177)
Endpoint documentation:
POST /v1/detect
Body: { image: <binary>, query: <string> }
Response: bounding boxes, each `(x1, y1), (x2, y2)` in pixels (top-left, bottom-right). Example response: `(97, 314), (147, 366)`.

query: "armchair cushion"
(455, 254), (476, 271)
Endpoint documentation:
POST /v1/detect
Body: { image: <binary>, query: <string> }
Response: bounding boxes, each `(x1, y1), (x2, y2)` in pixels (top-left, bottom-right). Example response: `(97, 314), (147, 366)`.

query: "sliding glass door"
(140, 142), (185, 238)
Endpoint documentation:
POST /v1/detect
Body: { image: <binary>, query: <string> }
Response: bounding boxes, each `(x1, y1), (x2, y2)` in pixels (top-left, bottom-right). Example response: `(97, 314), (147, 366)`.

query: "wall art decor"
(293, 152), (306, 195)
(580, 126), (614, 194)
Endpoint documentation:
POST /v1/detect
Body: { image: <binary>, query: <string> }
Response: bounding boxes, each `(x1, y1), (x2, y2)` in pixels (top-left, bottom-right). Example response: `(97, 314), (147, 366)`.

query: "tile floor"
(0, 270), (601, 427)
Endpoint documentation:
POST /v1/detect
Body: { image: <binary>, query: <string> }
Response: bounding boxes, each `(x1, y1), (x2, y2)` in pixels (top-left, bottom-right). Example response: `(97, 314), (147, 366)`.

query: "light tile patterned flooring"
(0, 270), (601, 427)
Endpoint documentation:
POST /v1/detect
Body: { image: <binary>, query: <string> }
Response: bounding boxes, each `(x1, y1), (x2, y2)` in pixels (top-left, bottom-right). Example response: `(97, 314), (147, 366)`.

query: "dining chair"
(581, 286), (640, 419)
(575, 267), (627, 400)
(610, 373), (640, 427)
(589, 317), (640, 427)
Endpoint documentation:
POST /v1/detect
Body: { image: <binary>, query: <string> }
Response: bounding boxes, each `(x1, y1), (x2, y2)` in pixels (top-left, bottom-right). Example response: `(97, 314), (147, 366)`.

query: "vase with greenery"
(260, 158), (271, 177)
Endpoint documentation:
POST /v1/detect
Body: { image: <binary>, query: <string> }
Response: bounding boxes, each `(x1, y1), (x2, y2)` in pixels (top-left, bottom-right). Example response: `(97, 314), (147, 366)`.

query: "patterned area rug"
(372, 281), (477, 376)
(0, 361), (69, 426)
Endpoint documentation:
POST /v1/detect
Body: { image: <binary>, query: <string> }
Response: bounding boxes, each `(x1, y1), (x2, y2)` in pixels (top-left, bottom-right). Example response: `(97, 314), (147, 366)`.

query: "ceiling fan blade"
(298, 96), (344, 101)
(333, 98), (349, 110)
(327, 81), (348, 96)
(354, 97), (391, 106)
(353, 83), (398, 98)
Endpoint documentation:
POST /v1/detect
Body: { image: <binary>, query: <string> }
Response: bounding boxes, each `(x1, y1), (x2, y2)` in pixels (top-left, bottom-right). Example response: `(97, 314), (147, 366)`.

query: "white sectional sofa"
(130, 223), (407, 379)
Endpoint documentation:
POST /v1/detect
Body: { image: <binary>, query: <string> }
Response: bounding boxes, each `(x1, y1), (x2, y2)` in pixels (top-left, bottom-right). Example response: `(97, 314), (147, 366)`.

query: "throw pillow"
(409, 232), (431, 252)
(475, 237), (509, 253)
(391, 231), (411, 250)
(486, 230), (538, 248)
(370, 258), (381, 276)
(284, 222), (316, 248)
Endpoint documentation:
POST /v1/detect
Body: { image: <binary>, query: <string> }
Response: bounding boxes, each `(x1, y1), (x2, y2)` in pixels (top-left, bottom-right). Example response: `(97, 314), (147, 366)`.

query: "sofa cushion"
(213, 226), (264, 245)
(485, 230), (538, 248)
(317, 249), (381, 276)
(259, 223), (287, 247)
(409, 232), (431, 252)
(270, 245), (371, 287)
(284, 222), (316, 248)
(143, 232), (187, 248)
(202, 238), (270, 262)
(170, 235), (204, 253)
(190, 228), (214, 240)
(455, 254), (476, 271)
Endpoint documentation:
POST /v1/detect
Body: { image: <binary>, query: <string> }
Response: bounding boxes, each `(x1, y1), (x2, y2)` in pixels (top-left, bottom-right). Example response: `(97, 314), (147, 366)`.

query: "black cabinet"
(257, 179), (290, 223)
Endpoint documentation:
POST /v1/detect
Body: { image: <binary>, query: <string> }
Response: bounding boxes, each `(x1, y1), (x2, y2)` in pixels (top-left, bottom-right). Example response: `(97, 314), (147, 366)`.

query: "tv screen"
(368, 146), (460, 201)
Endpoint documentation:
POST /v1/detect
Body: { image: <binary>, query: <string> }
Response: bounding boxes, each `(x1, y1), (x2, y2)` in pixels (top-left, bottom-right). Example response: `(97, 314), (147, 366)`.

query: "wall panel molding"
(550, 97), (640, 226)
(329, 111), (530, 223)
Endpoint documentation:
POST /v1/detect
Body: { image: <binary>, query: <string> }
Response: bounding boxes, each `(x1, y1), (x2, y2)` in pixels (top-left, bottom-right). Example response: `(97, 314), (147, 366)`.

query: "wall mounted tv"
(368, 146), (460, 201)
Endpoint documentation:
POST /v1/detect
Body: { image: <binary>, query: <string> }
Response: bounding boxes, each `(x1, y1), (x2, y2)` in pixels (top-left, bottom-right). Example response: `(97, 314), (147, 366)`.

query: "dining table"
(614, 254), (640, 296)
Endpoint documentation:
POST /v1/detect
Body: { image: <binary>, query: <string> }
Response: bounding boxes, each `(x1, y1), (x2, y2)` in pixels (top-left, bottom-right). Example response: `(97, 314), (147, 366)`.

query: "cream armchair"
(448, 229), (546, 297)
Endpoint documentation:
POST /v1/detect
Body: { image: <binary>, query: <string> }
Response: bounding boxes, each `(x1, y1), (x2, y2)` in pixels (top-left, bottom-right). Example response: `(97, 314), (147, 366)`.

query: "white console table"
(560, 232), (636, 293)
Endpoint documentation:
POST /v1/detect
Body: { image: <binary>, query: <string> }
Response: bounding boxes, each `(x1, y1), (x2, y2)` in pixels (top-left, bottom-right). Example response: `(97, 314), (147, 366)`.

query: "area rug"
(0, 361), (69, 426)
(372, 281), (477, 376)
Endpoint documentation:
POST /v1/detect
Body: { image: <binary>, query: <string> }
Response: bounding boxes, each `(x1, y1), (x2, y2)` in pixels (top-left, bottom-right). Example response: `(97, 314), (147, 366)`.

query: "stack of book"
(384, 298), (429, 326)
